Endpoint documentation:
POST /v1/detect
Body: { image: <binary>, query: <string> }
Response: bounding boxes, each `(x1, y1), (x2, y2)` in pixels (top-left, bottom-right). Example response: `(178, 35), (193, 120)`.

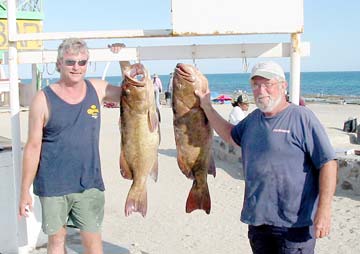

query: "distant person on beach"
(165, 72), (173, 105)
(299, 96), (306, 106)
(152, 73), (163, 109)
(18, 38), (125, 254)
(286, 92), (306, 106)
(195, 61), (337, 254)
(228, 93), (250, 125)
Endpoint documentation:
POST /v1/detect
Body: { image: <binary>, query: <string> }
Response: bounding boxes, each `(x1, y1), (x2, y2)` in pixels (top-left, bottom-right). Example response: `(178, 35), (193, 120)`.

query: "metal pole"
(102, 62), (111, 80)
(7, 0), (27, 253)
(290, 33), (301, 105)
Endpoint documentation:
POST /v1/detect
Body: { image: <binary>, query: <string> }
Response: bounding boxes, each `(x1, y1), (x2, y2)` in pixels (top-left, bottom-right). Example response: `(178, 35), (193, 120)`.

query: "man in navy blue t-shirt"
(195, 61), (337, 254)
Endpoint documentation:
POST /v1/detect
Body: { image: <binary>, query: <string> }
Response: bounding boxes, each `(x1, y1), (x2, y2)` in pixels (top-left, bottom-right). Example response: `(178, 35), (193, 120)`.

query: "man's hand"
(19, 191), (33, 218)
(194, 88), (212, 111)
(314, 160), (337, 238)
(313, 206), (331, 238)
(108, 43), (126, 53)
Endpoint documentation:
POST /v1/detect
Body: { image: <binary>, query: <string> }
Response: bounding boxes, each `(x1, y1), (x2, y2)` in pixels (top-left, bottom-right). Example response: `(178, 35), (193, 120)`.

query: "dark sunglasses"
(64, 59), (88, 66)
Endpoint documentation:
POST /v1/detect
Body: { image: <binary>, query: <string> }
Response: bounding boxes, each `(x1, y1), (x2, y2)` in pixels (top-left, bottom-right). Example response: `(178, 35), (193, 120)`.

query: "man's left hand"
(313, 207), (331, 238)
(108, 43), (126, 53)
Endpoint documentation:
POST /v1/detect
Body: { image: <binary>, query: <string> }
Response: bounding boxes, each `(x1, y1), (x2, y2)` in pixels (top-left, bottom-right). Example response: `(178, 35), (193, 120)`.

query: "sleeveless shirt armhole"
(84, 79), (102, 108)
(42, 87), (53, 127)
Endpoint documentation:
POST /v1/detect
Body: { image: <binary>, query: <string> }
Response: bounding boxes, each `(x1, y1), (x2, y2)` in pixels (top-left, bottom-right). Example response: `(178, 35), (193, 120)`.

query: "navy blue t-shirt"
(231, 103), (336, 227)
(33, 80), (104, 197)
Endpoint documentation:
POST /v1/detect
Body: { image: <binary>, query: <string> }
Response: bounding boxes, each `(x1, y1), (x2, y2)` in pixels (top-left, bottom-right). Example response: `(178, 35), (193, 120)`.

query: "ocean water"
(161, 71), (360, 98)
(30, 71), (360, 98)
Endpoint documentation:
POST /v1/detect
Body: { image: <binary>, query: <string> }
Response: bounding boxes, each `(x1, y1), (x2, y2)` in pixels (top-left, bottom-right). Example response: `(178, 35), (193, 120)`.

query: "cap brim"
(250, 70), (280, 80)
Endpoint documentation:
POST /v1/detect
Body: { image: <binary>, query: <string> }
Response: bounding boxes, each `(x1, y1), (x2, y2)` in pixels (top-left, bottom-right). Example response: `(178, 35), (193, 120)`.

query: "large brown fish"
(119, 63), (160, 217)
(172, 63), (216, 214)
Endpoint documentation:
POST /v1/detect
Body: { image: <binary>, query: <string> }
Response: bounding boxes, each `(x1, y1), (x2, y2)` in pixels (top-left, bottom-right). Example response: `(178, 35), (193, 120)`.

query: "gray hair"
(56, 38), (89, 72)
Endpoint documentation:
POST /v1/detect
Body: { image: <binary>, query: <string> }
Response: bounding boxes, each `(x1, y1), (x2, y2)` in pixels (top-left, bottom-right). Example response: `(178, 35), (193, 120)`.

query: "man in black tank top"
(18, 38), (125, 254)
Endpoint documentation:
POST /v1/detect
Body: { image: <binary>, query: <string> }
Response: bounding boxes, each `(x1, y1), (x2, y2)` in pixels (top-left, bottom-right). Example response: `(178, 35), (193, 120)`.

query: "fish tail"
(185, 181), (211, 214)
(124, 186), (147, 217)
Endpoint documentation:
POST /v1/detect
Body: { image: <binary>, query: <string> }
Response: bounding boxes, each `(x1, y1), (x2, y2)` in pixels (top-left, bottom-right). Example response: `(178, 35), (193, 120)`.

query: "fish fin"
(148, 109), (159, 132)
(125, 185), (147, 217)
(118, 115), (121, 127)
(157, 121), (161, 145)
(150, 158), (159, 182)
(185, 181), (211, 214)
(208, 156), (216, 178)
(120, 150), (133, 180)
(156, 107), (161, 123)
(177, 157), (194, 179)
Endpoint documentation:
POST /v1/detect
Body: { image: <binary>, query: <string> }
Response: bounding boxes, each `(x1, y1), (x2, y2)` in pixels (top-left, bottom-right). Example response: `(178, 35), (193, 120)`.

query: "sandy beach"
(0, 102), (359, 254)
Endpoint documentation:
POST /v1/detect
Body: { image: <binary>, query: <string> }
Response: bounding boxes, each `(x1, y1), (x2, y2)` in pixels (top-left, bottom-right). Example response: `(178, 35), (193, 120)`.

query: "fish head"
(173, 63), (209, 107)
(121, 63), (155, 112)
(173, 63), (208, 91)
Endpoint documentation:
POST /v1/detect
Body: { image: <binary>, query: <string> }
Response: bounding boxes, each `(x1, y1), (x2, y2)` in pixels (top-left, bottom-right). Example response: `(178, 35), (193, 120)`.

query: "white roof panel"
(172, 0), (303, 35)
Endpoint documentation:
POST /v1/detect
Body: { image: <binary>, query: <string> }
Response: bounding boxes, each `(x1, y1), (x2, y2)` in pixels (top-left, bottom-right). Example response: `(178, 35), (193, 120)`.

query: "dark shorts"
(248, 225), (316, 254)
(165, 91), (171, 99)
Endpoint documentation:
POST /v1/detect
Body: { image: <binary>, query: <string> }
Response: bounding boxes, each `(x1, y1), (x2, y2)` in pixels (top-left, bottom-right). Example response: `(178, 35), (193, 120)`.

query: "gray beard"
(256, 93), (282, 113)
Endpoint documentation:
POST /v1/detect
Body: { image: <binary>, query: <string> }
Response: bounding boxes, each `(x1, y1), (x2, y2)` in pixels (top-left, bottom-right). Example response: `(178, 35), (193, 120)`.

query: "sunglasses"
(251, 81), (283, 90)
(64, 59), (88, 66)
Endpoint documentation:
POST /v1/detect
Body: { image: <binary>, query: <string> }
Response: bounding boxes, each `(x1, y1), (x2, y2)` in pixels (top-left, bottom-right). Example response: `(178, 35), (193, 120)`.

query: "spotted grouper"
(172, 63), (216, 214)
(119, 63), (160, 217)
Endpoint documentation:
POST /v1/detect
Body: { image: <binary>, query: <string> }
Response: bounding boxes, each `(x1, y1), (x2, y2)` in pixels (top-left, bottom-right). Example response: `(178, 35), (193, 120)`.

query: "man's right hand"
(19, 191), (33, 218)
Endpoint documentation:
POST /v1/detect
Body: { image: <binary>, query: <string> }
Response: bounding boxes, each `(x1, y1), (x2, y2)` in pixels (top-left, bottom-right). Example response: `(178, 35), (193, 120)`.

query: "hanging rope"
(136, 46), (141, 63)
(241, 49), (249, 73)
(191, 44), (197, 67)
(88, 61), (97, 73)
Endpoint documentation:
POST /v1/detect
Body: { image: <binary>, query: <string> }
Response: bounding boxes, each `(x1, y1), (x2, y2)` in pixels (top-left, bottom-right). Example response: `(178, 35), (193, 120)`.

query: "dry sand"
(1, 102), (359, 254)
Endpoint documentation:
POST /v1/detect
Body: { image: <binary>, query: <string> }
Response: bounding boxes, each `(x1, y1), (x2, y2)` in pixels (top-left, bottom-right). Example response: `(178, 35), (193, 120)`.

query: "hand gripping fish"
(119, 63), (160, 217)
(172, 63), (216, 214)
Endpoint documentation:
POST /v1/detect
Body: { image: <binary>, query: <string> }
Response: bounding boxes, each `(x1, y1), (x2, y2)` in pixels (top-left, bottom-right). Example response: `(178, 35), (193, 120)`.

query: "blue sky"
(20, 0), (360, 77)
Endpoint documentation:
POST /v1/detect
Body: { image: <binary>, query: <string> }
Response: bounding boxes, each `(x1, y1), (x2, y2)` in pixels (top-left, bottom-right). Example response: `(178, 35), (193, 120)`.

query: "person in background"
(152, 73), (163, 109)
(195, 61), (338, 254)
(228, 93), (250, 125)
(18, 38), (125, 254)
(286, 92), (306, 106)
(165, 72), (173, 106)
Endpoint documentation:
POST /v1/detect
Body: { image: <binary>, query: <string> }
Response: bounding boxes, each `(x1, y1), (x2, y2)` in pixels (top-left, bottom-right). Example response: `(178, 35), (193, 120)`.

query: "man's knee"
(48, 227), (67, 253)
(80, 231), (103, 254)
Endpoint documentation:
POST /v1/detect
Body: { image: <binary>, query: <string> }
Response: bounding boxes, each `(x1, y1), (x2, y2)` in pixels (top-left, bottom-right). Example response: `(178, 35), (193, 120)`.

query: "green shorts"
(39, 188), (105, 235)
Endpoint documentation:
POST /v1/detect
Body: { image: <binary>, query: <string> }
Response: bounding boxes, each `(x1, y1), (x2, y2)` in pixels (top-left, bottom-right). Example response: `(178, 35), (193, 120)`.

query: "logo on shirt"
(87, 105), (99, 119)
(273, 128), (290, 134)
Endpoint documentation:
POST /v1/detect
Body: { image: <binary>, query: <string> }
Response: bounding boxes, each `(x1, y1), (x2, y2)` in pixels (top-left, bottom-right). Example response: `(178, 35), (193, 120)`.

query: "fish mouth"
(124, 64), (148, 87)
(175, 63), (196, 83)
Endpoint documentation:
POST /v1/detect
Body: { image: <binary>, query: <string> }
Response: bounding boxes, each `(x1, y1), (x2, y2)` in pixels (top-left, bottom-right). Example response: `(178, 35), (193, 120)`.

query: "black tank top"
(34, 80), (104, 196)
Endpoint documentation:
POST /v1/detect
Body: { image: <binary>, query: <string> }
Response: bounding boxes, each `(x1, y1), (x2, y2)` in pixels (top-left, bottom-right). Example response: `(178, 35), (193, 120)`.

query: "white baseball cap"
(250, 61), (286, 81)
